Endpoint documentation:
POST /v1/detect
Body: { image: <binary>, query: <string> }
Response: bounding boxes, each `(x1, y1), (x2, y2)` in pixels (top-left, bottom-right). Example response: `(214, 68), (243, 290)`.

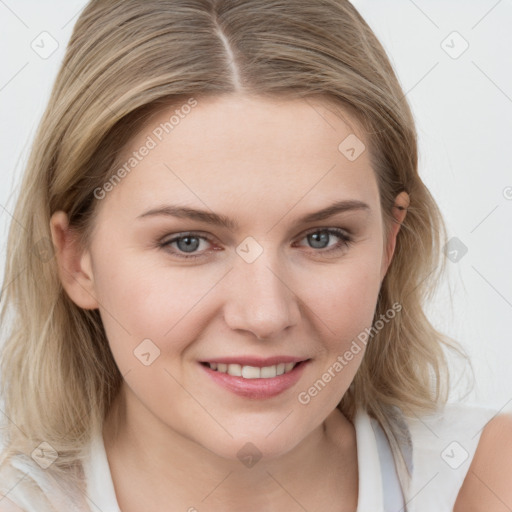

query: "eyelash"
(157, 227), (353, 260)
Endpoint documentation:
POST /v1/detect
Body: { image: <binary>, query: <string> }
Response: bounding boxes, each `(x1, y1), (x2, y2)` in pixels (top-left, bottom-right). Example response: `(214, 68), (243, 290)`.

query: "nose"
(222, 252), (301, 340)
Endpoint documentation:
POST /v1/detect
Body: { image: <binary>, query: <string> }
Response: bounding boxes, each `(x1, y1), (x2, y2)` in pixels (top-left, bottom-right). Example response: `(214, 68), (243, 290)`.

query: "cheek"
(92, 232), (383, 371)
(297, 252), (383, 344)
(291, 255), (382, 411)
(91, 252), (223, 364)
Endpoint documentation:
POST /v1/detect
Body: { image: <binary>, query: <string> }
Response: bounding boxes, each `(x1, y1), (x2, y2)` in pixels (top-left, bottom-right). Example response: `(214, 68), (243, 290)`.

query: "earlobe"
(49, 211), (99, 309)
(380, 191), (409, 280)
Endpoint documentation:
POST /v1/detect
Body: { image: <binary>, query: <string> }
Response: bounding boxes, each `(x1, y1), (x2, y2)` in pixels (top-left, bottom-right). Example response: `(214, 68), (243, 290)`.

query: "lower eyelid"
(159, 228), (353, 257)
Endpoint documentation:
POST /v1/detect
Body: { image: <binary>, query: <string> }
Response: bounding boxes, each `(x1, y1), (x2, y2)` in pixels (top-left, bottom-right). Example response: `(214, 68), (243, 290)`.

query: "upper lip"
(200, 356), (309, 367)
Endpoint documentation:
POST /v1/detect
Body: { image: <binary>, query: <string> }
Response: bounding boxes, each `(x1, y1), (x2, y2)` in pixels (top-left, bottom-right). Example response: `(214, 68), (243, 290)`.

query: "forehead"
(100, 94), (379, 226)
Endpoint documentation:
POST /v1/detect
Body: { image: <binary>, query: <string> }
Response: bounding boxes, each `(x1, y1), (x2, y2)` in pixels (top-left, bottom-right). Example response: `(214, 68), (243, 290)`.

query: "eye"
(158, 232), (215, 259)
(157, 227), (353, 260)
(294, 227), (353, 255)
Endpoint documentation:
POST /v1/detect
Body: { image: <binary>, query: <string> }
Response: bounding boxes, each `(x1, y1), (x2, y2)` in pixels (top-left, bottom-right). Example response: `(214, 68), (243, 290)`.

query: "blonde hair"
(0, 0), (470, 500)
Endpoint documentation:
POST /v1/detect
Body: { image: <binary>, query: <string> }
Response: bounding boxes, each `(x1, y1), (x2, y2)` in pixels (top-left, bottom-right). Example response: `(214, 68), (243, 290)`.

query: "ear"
(380, 191), (409, 281)
(50, 211), (99, 309)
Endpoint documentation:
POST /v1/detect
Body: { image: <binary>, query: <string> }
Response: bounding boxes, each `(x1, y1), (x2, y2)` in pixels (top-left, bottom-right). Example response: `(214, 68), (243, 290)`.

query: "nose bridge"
(223, 243), (300, 339)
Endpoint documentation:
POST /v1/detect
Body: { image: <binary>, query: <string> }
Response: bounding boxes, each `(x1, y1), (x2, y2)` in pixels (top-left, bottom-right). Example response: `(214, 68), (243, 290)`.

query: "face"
(58, 94), (399, 461)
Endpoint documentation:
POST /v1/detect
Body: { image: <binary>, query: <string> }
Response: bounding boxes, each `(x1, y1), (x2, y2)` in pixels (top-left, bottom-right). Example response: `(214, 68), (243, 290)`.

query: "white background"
(1, 1), (511, 412)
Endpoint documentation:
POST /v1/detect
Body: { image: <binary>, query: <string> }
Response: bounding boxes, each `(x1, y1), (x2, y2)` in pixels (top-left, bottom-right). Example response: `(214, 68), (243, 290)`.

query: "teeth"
(208, 362), (298, 379)
(228, 363), (242, 377)
(242, 365), (261, 379)
(260, 365), (276, 378)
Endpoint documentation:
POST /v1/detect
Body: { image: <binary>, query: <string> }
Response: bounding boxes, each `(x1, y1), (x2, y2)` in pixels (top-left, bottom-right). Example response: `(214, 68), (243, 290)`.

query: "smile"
(199, 358), (310, 399)
(204, 362), (298, 379)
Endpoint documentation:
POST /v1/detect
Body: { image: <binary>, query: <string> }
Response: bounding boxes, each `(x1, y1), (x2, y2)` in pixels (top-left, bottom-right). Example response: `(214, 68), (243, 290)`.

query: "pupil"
(309, 231), (329, 249)
(178, 236), (199, 252)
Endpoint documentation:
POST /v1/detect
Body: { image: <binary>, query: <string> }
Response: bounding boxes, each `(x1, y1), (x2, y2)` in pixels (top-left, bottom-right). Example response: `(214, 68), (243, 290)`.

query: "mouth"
(199, 357), (310, 399)
(200, 361), (300, 379)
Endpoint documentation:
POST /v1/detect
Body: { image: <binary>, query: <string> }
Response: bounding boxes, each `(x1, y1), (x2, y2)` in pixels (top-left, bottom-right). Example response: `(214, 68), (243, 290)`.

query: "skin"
(50, 94), (409, 511)
(454, 412), (512, 511)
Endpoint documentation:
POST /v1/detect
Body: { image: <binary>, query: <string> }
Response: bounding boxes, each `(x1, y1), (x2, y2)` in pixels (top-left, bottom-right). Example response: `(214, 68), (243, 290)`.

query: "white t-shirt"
(0, 403), (496, 512)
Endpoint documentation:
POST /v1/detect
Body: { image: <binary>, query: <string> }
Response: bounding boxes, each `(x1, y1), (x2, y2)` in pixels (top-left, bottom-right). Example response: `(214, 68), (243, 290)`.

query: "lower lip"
(199, 361), (309, 399)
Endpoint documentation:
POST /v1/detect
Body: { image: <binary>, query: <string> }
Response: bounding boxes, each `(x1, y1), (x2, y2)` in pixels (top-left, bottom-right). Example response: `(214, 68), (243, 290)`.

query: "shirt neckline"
(84, 408), (384, 512)
(354, 407), (385, 511)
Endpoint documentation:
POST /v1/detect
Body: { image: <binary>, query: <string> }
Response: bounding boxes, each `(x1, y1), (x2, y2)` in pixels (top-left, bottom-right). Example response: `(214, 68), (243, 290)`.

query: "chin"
(201, 426), (306, 466)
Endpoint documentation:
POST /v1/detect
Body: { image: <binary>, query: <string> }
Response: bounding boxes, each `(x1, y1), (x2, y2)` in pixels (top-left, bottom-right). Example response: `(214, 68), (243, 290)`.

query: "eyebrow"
(137, 199), (370, 231)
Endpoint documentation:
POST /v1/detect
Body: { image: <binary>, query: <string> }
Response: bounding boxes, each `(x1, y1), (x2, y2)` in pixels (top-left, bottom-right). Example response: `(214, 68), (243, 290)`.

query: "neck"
(102, 384), (358, 512)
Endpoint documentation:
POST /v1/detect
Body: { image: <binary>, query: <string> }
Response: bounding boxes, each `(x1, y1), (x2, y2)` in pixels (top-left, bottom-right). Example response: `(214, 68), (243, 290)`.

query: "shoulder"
(454, 411), (512, 511)
(401, 402), (498, 510)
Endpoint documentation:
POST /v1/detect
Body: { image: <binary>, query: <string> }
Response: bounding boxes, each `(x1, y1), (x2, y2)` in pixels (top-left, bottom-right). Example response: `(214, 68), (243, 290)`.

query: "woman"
(0, 1), (510, 511)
